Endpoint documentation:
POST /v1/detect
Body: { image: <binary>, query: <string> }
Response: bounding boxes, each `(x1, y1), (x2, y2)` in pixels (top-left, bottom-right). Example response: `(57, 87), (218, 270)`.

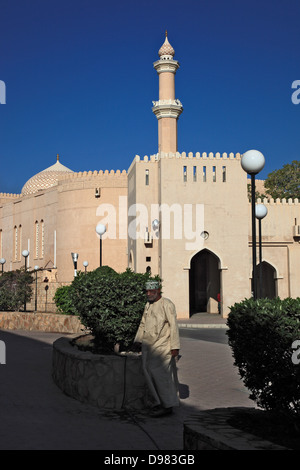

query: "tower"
(152, 32), (183, 153)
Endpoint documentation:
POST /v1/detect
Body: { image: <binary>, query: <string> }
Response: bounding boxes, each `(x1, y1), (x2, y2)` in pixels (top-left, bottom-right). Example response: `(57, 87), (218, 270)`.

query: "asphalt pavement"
(0, 313), (255, 451)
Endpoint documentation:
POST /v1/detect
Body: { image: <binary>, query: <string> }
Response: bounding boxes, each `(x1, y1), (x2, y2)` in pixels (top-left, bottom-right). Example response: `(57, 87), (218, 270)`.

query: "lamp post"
(255, 204), (268, 298)
(95, 223), (106, 267)
(22, 250), (29, 311)
(241, 150), (265, 300)
(34, 266), (39, 312)
(83, 260), (89, 274)
(0, 258), (6, 274)
(71, 253), (79, 277)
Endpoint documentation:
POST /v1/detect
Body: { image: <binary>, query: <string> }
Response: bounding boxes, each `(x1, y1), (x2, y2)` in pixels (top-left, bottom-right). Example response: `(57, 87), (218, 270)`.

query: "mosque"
(0, 33), (299, 318)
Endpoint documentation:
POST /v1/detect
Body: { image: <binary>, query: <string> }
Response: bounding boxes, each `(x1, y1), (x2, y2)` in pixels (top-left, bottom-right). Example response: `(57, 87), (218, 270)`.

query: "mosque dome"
(158, 31), (175, 59)
(21, 155), (74, 196)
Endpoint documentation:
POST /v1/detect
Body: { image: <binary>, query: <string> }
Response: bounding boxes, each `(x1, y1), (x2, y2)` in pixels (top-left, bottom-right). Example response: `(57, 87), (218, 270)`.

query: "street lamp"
(22, 250), (29, 311)
(0, 258), (6, 274)
(83, 260), (89, 274)
(22, 250), (29, 270)
(95, 223), (106, 267)
(71, 252), (79, 277)
(241, 150), (265, 300)
(34, 266), (39, 312)
(255, 204), (268, 298)
(152, 219), (160, 231)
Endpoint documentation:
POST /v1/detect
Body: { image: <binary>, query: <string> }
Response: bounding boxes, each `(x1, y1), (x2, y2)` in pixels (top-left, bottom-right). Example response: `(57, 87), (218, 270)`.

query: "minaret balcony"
(152, 99), (183, 119)
(153, 59), (180, 74)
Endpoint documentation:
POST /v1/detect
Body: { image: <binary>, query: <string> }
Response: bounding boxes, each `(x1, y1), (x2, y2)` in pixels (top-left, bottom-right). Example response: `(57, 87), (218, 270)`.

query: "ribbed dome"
(21, 155), (74, 196)
(158, 31), (175, 58)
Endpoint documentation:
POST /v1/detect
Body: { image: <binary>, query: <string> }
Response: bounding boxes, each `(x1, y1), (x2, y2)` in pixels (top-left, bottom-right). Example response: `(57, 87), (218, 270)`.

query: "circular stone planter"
(52, 336), (148, 410)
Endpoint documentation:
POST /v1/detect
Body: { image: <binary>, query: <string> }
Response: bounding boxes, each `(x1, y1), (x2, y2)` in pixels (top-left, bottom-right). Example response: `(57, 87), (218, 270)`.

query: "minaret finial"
(165, 30), (168, 37)
(56, 154), (59, 162)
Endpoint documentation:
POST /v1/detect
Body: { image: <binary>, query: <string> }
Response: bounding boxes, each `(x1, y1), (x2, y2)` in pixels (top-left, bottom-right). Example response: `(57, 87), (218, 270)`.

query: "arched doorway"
(256, 261), (277, 299)
(189, 249), (221, 316)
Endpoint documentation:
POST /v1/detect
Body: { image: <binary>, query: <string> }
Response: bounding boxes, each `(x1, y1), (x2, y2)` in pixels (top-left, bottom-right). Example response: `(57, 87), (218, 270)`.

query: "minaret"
(152, 32), (183, 154)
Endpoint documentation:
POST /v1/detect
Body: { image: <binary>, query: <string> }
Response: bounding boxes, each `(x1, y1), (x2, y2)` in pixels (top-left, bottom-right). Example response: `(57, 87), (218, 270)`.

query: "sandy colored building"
(0, 33), (299, 317)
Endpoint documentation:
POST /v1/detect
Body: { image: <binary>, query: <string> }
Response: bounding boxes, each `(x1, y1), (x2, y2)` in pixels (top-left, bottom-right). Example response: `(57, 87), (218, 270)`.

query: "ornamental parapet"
(152, 99), (183, 119)
(153, 58), (180, 74)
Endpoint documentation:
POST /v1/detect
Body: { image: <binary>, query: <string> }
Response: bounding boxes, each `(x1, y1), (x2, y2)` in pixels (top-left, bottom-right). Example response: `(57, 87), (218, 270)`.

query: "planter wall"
(0, 311), (84, 333)
(52, 337), (148, 410)
(183, 408), (288, 450)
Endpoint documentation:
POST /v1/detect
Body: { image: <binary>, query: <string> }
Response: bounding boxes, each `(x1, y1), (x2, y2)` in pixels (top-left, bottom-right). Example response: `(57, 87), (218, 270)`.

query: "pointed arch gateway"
(189, 249), (221, 316)
(256, 261), (277, 299)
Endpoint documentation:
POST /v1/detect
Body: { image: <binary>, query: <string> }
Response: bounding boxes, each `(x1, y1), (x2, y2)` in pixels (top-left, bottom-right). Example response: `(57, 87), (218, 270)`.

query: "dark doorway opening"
(189, 249), (221, 316)
(256, 261), (277, 299)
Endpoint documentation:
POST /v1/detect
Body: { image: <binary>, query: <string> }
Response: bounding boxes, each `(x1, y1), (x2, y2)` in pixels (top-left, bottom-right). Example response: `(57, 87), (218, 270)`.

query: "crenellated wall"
(58, 168), (127, 182)
(132, 151), (241, 162)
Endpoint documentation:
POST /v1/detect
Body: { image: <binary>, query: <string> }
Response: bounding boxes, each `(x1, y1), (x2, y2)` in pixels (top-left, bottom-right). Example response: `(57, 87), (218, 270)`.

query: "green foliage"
(247, 183), (266, 201)
(53, 284), (77, 315)
(69, 266), (160, 352)
(226, 297), (300, 418)
(0, 269), (33, 311)
(264, 160), (300, 200)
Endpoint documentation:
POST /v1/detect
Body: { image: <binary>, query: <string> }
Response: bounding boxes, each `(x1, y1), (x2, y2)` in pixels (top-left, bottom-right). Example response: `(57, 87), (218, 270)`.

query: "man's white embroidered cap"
(145, 281), (160, 290)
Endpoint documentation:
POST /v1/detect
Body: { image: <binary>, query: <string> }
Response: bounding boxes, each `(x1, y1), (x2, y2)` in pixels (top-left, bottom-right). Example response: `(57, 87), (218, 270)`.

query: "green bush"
(53, 284), (77, 315)
(69, 266), (160, 352)
(0, 269), (33, 311)
(226, 297), (300, 418)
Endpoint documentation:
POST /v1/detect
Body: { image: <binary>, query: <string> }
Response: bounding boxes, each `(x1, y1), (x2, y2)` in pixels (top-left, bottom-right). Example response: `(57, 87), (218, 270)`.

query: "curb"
(178, 323), (228, 329)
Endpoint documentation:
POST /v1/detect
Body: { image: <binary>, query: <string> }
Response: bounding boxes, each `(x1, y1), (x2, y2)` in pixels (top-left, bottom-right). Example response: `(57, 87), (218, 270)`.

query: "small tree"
(0, 269), (33, 311)
(226, 297), (300, 420)
(264, 160), (300, 200)
(70, 266), (161, 352)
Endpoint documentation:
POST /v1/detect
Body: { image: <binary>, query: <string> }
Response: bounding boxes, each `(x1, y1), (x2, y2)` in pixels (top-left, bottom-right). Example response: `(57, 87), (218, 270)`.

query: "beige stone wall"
(129, 152), (252, 317)
(129, 152), (300, 318)
(1, 156), (300, 321)
(56, 170), (128, 283)
(128, 155), (160, 275)
(248, 197), (300, 299)
(0, 187), (58, 272)
(160, 152), (250, 317)
(0, 170), (128, 289)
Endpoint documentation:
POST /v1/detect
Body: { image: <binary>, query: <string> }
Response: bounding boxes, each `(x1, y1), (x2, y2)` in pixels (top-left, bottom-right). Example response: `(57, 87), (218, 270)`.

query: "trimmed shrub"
(69, 266), (160, 352)
(226, 297), (300, 418)
(0, 269), (33, 311)
(53, 284), (77, 315)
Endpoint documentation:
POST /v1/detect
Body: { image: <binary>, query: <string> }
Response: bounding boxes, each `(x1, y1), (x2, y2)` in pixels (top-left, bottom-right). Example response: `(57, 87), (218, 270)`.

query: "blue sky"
(1, 0), (299, 193)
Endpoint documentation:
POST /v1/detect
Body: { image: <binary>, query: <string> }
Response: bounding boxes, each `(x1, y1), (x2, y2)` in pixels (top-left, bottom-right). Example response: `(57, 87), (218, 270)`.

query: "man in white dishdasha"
(133, 280), (180, 417)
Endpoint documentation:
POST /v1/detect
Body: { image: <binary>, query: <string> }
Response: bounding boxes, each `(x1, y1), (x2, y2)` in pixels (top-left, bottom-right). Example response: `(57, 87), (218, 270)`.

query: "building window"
(183, 166), (187, 182)
(35, 221), (39, 258)
(145, 169), (149, 186)
(203, 166), (206, 182)
(222, 166), (226, 182)
(40, 220), (44, 258)
(193, 166), (197, 182)
(18, 225), (22, 260)
(213, 166), (216, 182)
(14, 226), (18, 261)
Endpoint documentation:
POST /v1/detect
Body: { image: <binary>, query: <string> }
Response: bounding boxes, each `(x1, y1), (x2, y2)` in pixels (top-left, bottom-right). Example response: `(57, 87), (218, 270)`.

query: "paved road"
(0, 328), (254, 450)
(180, 327), (228, 344)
